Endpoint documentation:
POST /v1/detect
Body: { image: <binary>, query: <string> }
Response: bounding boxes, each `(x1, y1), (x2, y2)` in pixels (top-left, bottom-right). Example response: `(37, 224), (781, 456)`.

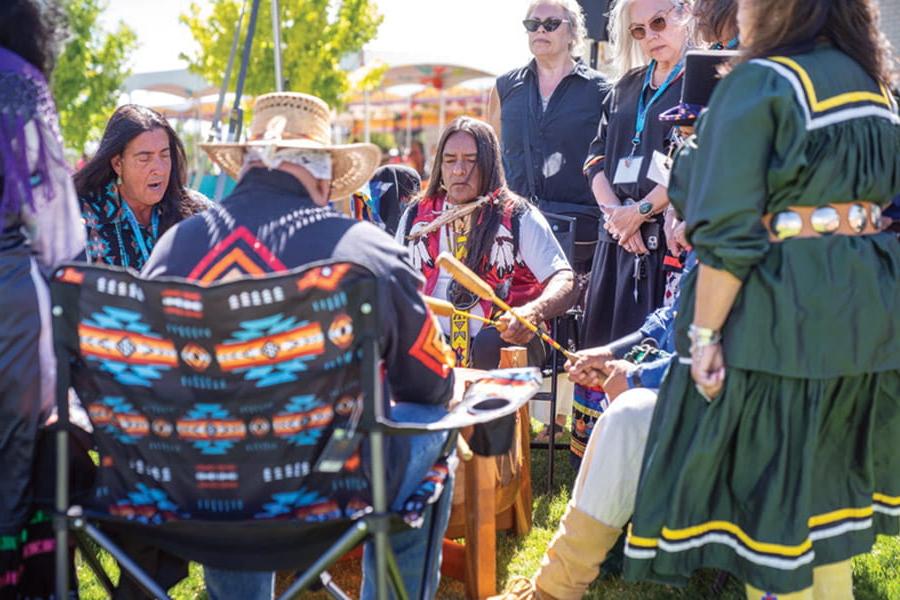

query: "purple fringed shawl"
(0, 46), (70, 215)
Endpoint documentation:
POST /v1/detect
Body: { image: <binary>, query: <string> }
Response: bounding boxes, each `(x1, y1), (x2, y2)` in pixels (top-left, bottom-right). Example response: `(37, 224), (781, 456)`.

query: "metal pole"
(198, 0), (246, 198)
(438, 88), (446, 133)
(406, 94), (413, 150)
(271, 0), (284, 91)
(230, 0), (261, 136)
(364, 89), (371, 143)
(548, 318), (560, 491)
(214, 0), (261, 201)
(53, 305), (71, 600)
(210, 0), (248, 142)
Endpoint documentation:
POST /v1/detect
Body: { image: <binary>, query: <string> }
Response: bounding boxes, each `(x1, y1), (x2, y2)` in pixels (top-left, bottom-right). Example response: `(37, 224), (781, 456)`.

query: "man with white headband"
(142, 92), (457, 600)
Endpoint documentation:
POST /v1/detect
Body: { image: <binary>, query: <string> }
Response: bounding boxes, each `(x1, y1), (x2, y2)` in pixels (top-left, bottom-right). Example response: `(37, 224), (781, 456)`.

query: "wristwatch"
(638, 200), (654, 218)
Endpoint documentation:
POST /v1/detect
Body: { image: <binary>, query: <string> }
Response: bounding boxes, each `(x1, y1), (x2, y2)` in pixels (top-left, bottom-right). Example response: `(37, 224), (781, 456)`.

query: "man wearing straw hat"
(143, 91), (457, 600)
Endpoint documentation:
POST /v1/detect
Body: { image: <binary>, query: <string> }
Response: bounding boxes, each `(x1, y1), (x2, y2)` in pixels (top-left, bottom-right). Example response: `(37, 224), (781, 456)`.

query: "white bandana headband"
(242, 146), (333, 180)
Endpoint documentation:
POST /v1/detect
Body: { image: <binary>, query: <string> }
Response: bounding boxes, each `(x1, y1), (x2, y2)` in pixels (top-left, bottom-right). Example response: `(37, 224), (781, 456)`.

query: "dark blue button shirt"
(497, 59), (608, 206)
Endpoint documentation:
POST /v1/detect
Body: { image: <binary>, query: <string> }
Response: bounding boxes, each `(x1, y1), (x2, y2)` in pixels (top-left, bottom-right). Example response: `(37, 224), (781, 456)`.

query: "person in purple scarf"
(0, 1), (85, 597)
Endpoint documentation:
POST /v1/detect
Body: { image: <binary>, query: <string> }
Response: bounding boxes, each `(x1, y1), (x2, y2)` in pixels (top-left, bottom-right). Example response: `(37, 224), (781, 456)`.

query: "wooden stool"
(442, 346), (533, 599)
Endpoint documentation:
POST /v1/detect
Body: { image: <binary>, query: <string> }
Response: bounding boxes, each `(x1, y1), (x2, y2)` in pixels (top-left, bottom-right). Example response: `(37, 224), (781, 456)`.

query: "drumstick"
(435, 252), (577, 361)
(422, 296), (506, 330)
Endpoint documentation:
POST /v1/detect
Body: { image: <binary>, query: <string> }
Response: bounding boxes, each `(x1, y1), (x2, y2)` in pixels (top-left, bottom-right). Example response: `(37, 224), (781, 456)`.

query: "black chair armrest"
(378, 367), (540, 434)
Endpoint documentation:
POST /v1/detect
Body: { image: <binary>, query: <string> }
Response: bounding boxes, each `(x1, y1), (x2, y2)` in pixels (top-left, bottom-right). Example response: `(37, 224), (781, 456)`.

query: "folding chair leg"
(547, 318), (561, 493)
(319, 571), (352, 600)
(277, 521), (369, 600)
(384, 546), (408, 600)
(54, 427), (70, 600)
(82, 522), (172, 600)
(54, 518), (69, 600)
(75, 532), (116, 597)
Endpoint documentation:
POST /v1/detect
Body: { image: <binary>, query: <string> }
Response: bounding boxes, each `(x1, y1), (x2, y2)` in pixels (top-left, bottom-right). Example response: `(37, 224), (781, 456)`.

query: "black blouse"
(497, 60), (609, 206)
(584, 65), (683, 202)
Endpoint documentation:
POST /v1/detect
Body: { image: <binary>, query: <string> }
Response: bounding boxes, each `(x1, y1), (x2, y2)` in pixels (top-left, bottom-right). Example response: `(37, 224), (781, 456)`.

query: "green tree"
(180, 0), (382, 109)
(51, 0), (137, 155)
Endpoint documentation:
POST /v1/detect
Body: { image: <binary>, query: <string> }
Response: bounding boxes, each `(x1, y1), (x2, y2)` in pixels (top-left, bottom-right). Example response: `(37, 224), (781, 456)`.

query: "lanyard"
(632, 59), (684, 152)
(712, 37), (739, 50)
(120, 196), (160, 265)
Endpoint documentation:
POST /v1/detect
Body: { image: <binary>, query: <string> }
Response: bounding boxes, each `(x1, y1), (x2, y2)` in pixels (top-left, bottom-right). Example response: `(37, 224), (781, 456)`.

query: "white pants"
(571, 387), (657, 528)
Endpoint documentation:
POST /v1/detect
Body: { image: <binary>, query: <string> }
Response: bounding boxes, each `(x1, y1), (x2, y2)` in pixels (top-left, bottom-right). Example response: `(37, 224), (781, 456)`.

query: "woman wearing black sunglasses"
(488, 0), (608, 440)
(579, 0), (693, 369)
(488, 0), (608, 277)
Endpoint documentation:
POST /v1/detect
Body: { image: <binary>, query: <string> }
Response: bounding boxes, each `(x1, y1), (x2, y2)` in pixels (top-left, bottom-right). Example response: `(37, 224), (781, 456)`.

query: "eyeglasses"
(628, 6), (676, 40)
(523, 17), (570, 33)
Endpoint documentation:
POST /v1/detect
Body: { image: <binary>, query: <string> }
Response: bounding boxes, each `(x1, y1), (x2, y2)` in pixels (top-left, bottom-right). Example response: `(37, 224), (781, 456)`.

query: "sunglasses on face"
(628, 6), (676, 40)
(523, 17), (570, 33)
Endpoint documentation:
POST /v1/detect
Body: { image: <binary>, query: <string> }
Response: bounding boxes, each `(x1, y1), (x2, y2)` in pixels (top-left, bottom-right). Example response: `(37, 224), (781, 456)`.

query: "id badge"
(646, 150), (673, 188)
(613, 156), (643, 185)
(313, 428), (362, 473)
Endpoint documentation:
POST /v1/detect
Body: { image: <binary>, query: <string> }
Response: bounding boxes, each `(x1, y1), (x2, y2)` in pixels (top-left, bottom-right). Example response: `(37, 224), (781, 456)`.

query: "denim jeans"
(360, 402), (453, 600)
(204, 565), (274, 600)
(202, 402), (452, 600)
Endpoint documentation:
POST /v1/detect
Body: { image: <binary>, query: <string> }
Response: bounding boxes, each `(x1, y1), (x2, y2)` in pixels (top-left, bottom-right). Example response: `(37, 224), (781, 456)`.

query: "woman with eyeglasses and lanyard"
(76, 105), (210, 271)
(570, 0), (692, 466)
(580, 0), (693, 351)
(624, 0), (899, 596)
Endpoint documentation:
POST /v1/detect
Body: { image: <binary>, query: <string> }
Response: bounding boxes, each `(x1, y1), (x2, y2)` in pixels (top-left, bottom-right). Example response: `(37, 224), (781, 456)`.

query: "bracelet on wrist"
(688, 324), (721, 353)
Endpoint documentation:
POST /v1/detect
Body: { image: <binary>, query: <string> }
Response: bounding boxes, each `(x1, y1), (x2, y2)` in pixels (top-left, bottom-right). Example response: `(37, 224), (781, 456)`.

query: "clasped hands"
(601, 203), (648, 255)
(564, 346), (636, 401)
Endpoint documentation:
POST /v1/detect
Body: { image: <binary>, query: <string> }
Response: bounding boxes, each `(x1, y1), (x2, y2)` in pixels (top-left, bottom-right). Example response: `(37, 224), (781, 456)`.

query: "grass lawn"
(77, 436), (900, 599)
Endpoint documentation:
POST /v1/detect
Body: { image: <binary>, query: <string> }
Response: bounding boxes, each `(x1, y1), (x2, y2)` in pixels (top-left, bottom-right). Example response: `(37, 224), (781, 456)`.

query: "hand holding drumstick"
(434, 252), (577, 362)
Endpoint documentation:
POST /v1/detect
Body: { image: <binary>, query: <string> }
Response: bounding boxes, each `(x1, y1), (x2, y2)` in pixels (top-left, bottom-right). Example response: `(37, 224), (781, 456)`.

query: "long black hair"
(74, 104), (203, 231)
(0, 0), (66, 77)
(422, 117), (527, 276)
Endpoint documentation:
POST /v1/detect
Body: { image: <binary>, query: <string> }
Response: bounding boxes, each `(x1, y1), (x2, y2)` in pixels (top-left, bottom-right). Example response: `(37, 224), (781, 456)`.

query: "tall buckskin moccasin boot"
(490, 502), (622, 600)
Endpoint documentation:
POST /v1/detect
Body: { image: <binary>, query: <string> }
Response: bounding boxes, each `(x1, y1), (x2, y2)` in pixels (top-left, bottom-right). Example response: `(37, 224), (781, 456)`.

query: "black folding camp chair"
(49, 261), (540, 600)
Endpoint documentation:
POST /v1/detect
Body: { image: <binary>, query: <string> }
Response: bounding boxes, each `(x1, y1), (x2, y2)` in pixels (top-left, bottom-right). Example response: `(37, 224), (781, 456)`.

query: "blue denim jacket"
(627, 252), (697, 389)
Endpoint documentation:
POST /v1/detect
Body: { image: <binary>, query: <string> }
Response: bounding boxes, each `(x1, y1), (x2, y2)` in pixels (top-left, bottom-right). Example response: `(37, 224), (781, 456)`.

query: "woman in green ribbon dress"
(624, 0), (899, 597)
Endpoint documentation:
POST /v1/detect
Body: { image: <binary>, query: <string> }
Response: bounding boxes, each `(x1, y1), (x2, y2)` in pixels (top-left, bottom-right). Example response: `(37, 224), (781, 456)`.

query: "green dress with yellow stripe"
(624, 44), (900, 594)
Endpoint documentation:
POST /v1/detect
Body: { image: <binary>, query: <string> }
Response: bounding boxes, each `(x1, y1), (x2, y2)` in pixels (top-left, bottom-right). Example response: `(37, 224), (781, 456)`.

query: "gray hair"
(607, 0), (695, 81)
(525, 0), (589, 58)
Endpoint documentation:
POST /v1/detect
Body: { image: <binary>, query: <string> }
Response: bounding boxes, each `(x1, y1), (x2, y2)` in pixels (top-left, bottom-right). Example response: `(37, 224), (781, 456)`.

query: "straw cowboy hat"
(200, 92), (381, 200)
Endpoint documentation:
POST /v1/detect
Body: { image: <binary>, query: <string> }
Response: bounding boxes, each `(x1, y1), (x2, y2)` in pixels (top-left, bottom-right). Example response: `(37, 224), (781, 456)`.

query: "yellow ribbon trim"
(769, 56), (892, 113)
(661, 520), (812, 557)
(873, 492), (900, 506)
(628, 493), (896, 558)
(807, 505), (872, 528)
